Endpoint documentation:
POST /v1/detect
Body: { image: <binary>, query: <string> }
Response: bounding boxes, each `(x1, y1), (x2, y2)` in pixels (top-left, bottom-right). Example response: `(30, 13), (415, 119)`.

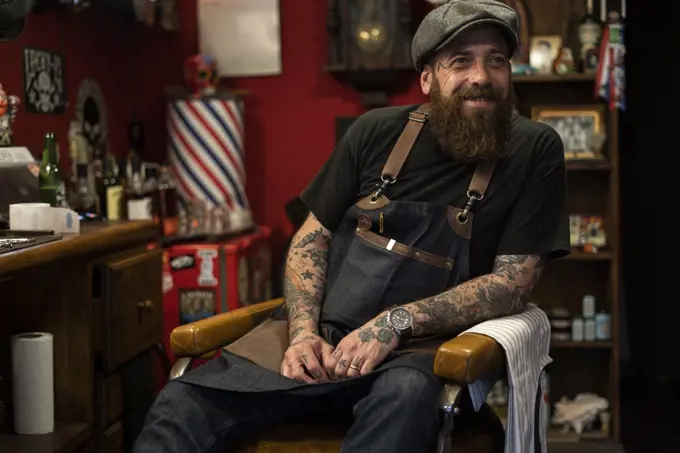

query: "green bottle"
(39, 132), (67, 207)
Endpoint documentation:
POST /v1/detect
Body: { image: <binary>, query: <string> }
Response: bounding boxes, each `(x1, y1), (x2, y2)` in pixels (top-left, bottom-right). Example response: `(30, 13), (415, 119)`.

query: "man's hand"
(281, 331), (335, 383)
(325, 313), (399, 380)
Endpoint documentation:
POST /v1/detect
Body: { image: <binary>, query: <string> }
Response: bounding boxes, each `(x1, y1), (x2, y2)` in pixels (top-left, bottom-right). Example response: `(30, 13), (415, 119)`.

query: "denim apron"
(177, 104), (497, 394)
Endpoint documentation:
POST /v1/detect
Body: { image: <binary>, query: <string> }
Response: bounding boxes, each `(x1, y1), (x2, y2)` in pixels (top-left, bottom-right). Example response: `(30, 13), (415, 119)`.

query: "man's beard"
(428, 79), (514, 161)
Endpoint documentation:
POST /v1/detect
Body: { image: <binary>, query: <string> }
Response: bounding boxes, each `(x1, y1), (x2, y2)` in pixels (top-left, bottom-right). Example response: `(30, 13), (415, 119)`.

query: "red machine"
(160, 226), (273, 369)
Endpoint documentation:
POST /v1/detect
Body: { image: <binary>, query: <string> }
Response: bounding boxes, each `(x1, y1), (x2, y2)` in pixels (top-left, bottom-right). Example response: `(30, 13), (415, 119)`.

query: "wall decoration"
(0, 83), (20, 147)
(74, 78), (108, 157)
(23, 47), (66, 114)
(531, 105), (606, 160)
(325, 0), (414, 108)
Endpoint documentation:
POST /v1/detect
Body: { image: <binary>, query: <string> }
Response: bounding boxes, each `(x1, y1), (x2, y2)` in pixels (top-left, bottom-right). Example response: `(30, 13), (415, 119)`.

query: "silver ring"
(349, 365), (360, 371)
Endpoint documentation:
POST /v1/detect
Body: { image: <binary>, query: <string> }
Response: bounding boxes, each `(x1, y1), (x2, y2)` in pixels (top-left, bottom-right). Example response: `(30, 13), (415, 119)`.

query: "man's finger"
(360, 357), (379, 376)
(334, 356), (351, 379)
(325, 347), (342, 373)
(281, 360), (291, 378)
(290, 361), (315, 383)
(346, 356), (365, 378)
(302, 344), (330, 382)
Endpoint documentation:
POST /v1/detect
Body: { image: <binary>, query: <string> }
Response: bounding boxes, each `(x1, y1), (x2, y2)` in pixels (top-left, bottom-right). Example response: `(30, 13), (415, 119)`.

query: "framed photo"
(529, 35), (562, 74)
(531, 105), (607, 160)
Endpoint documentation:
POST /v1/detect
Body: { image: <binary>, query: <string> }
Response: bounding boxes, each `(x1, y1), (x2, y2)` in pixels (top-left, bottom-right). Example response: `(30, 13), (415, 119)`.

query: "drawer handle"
(137, 300), (154, 311)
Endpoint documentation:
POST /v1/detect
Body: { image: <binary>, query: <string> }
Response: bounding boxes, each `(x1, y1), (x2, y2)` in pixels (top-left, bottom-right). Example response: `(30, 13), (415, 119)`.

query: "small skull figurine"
(0, 84), (20, 147)
(184, 54), (219, 98)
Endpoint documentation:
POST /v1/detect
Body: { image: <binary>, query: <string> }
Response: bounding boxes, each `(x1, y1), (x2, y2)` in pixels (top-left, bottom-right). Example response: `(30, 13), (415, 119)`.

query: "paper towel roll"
(9, 203), (51, 231)
(11, 332), (54, 435)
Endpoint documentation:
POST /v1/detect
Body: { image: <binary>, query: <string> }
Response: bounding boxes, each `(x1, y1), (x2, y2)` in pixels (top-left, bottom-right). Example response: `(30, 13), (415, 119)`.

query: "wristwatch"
(386, 307), (413, 343)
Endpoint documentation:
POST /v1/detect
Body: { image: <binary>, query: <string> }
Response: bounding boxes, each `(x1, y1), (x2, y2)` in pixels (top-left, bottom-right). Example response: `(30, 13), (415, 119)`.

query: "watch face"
(389, 307), (412, 330)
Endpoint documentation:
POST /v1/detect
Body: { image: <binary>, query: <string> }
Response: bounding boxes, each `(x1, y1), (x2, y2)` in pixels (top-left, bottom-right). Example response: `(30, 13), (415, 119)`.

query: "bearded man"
(133, 1), (569, 452)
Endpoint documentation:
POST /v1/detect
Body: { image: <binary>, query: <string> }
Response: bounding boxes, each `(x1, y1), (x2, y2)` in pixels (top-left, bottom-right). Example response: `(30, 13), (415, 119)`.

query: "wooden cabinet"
(514, 75), (622, 450)
(0, 221), (162, 453)
(96, 248), (164, 372)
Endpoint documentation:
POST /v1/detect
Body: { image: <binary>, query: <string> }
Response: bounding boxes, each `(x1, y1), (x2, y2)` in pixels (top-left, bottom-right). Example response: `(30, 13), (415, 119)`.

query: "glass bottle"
(68, 162), (97, 215)
(124, 156), (153, 220)
(39, 132), (68, 208)
(98, 155), (123, 221)
(578, 0), (602, 73)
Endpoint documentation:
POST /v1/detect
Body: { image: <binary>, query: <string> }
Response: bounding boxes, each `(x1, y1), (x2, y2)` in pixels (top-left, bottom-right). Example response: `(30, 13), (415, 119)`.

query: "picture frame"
(531, 105), (607, 160)
(529, 35), (562, 74)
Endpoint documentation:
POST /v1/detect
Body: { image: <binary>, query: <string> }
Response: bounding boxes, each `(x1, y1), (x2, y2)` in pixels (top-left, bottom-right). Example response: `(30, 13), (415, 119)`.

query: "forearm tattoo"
(283, 215), (332, 342)
(407, 254), (546, 337)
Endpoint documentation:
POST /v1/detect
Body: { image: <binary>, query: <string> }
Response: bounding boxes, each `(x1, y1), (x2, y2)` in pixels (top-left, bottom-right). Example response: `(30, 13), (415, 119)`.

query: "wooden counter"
(0, 221), (158, 276)
(0, 221), (163, 453)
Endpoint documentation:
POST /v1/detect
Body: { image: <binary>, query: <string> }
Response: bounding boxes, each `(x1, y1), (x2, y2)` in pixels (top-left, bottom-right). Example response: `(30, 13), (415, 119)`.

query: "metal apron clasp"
(455, 190), (483, 225)
(370, 175), (396, 203)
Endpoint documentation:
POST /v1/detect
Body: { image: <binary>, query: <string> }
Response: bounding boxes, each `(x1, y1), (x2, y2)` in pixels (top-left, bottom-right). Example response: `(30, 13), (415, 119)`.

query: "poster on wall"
(23, 48), (67, 114)
(198, 0), (282, 77)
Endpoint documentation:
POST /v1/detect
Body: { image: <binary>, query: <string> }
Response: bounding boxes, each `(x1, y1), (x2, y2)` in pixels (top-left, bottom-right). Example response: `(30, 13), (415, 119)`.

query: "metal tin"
(584, 318), (596, 341)
(582, 294), (596, 318)
(595, 312), (611, 340)
(571, 317), (584, 341)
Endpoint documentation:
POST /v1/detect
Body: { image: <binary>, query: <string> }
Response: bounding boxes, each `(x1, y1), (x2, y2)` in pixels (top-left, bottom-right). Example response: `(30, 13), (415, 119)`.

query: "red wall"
(1, 0), (427, 256)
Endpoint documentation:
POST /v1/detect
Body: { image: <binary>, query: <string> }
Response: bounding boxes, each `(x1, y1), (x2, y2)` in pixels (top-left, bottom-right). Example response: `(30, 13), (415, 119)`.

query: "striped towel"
(464, 303), (552, 453)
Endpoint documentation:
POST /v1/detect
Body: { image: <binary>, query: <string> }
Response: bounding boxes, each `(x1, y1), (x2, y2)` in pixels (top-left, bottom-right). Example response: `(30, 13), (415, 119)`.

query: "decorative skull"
(184, 54), (219, 98)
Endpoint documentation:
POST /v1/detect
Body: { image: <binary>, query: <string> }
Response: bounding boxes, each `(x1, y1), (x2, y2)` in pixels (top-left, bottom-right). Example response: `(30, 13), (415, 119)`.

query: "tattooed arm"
(280, 213), (337, 383)
(283, 213), (333, 341)
(404, 254), (546, 337)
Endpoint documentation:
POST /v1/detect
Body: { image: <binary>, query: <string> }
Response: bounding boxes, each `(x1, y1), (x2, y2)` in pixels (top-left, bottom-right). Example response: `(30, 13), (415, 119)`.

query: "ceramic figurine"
(0, 84), (20, 147)
(184, 54), (219, 98)
(553, 47), (576, 75)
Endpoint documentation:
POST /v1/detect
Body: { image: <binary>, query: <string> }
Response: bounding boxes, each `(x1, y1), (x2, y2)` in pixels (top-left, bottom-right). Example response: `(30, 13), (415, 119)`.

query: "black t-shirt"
(300, 104), (570, 278)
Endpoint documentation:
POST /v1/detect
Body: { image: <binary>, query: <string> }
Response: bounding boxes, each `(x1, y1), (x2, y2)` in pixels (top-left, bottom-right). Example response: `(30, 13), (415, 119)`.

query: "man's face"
(419, 25), (514, 161)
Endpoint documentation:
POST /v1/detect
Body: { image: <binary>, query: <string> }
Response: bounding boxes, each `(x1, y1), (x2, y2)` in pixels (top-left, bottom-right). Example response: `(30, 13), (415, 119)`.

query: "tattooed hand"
(281, 332), (335, 384)
(325, 313), (398, 380)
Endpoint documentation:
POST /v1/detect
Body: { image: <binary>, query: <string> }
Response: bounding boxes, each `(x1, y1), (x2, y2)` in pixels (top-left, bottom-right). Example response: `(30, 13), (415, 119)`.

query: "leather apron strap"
(381, 104), (432, 181)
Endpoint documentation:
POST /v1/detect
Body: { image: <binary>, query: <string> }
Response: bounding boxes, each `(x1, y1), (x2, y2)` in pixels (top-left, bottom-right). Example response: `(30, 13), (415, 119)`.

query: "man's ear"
(420, 66), (433, 96)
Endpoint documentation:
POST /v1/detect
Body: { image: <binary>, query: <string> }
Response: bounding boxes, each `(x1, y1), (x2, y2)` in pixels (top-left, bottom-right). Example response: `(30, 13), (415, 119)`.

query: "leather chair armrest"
(434, 333), (506, 384)
(170, 298), (285, 358)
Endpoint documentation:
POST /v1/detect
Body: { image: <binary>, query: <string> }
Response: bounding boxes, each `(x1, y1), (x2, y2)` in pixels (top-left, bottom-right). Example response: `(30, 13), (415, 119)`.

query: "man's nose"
(469, 61), (492, 86)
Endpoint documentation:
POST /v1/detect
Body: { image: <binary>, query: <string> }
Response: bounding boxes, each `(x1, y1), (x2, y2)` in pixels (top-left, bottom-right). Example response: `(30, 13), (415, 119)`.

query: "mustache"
(454, 86), (502, 102)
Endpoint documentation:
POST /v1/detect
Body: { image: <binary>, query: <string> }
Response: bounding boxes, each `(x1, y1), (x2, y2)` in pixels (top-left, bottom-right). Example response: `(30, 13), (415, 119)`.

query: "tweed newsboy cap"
(412, 0), (519, 71)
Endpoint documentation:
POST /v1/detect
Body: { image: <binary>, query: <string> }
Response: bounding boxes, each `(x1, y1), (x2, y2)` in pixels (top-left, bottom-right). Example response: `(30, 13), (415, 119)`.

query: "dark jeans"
(133, 367), (443, 453)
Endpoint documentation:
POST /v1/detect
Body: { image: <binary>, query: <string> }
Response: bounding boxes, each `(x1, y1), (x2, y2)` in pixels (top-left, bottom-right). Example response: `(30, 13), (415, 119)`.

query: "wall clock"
(326, 0), (414, 108)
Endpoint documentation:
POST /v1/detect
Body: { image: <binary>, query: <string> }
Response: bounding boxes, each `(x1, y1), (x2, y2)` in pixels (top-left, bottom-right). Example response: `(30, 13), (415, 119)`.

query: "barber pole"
(167, 94), (249, 213)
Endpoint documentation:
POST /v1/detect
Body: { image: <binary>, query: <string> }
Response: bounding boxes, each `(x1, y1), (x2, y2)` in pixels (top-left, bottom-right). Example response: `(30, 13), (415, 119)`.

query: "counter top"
(0, 221), (158, 276)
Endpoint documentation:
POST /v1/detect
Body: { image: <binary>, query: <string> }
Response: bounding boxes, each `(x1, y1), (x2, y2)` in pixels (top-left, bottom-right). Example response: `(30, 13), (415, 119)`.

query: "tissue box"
(9, 204), (80, 234)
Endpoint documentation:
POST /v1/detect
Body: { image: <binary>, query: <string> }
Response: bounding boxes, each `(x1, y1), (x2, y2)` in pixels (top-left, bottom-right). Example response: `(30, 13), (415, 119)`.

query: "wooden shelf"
(548, 429), (610, 443)
(0, 423), (90, 453)
(564, 250), (613, 261)
(552, 341), (614, 349)
(566, 159), (611, 171)
(547, 430), (623, 452)
(512, 73), (596, 83)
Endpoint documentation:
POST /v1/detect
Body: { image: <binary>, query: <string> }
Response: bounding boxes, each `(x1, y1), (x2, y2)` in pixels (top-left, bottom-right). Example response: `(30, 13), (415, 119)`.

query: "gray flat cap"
(412, 0), (519, 71)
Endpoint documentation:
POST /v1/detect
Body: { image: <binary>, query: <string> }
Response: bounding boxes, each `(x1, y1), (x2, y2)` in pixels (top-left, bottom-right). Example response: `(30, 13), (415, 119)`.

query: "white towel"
(463, 303), (552, 453)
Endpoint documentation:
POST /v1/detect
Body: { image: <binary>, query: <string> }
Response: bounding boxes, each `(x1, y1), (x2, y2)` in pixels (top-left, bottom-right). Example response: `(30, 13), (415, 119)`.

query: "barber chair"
(170, 298), (507, 453)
